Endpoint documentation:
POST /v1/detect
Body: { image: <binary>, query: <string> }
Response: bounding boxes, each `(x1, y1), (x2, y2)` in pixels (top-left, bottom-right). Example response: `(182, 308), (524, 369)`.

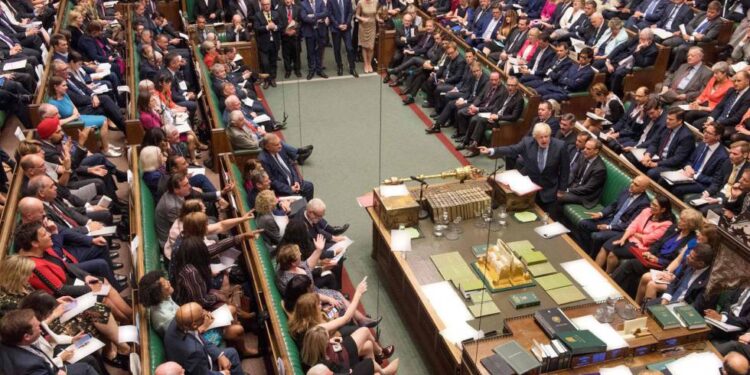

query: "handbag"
(324, 339), (351, 371)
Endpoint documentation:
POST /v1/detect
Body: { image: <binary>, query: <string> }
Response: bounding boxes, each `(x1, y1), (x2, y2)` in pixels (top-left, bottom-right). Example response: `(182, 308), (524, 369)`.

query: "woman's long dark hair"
(172, 236), (213, 286)
(653, 195), (674, 223)
(279, 220), (314, 259)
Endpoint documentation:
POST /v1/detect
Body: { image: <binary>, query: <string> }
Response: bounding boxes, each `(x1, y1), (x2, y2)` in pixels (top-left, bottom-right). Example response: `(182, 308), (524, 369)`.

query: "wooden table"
(366, 187), (718, 375)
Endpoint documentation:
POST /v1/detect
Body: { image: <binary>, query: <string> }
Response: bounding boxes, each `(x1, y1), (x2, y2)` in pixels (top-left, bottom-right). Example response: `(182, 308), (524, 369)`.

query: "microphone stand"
(411, 175), (431, 220)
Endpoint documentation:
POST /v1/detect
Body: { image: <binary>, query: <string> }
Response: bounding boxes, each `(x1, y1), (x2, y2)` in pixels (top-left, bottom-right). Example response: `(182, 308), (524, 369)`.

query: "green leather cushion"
(563, 158), (633, 226)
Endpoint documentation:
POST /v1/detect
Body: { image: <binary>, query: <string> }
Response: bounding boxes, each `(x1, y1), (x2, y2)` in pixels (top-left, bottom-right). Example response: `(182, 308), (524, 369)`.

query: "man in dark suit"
(452, 71), (503, 141)
(691, 141), (750, 211)
(526, 100), (561, 137)
(567, 132), (592, 181)
(463, 0), (491, 43)
(625, 0), (670, 29)
(658, 47), (713, 105)
(707, 169), (750, 220)
(0, 309), (98, 375)
(696, 71), (750, 135)
(576, 175), (651, 256)
(194, 0), (222, 22)
(229, 0), (254, 21)
(605, 28), (659, 96)
(517, 33), (555, 80)
(667, 123), (729, 197)
(501, 18), (530, 57)
(300, 0), (328, 80)
(259, 133), (314, 201)
(161, 54), (198, 116)
(423, 44), (466, 122)
(633, 107), (696, 180)
(656, 243), (715, 312)
(278, 0), (302, 78)
(558, 138), (607, 209)
(456, 76), (524, 150)
(605, 87), (650, 151)
(620, 95), (667, 150)
(479, 122), (570, 207)
(328, 0), (357, 77)
(431, 60), (487, 130)
(663, 1), (723, 73)
(551, 0), (596, 41)
(706, 287), (750, 350)
(165, 303), (243, 375)
(254, 0), (281, 88)
(431, 50), (477, 115)
(387, 13), (418, 70)
(653, 0), (694, 37)
(528, 47), (596, 101)
(469, 6), (502, 48)
(520, 41), (574, 87)
(556, 113), (577, 147)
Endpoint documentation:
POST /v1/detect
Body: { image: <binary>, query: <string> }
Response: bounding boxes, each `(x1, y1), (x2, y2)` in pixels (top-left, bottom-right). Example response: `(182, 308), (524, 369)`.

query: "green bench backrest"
(194, 48), (225, 129)
(185, 0), (197, 22)
(601, 157), (632, 207)
(229, 164), (304, 375)
(133, 31), (141, 119)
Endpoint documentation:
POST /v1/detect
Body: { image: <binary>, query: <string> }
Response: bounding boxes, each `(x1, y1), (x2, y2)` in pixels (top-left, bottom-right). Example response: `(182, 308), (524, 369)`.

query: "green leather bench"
(229, 163), (305, 375)
(563, 157), (633, 227)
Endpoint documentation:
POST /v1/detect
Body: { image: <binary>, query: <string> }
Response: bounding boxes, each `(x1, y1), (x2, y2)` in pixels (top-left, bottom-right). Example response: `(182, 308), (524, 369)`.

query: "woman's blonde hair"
(680, 208), (704, 232)
(182, 211), (208, 238)
(300, 325), (329, 366)
(255, 190), (277, 215)
(277, 244), (301, 270)
(140, 146), (164, 172)
(0, 256), (34, 294)
(289, 293), (325, 340)
(179, 199), (204, 219)
(17, 140), (42, 157)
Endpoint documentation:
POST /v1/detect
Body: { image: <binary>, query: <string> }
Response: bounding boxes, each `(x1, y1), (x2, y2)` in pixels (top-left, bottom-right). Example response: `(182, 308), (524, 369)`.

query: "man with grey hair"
(479, 122), (570, 207)
(606, 27), (659, 96)
(227, 110), (261, 152)
(155, 361), (185, 375)
(658, 46), (712, 104)
(259, 133), (315, 200)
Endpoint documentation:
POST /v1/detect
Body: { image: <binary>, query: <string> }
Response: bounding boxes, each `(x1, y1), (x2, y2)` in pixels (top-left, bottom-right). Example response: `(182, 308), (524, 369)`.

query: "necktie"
(675, 66), (696, 90)
(578, 160), (591, 184)
(665, 5), (679, 29)
(274, 153), (293, 184)
(611, 194), (635, 227)
(658, 129), (674, 158)
(482, 87), (496, 107)
(692, 145), (708, 171)
(67, 79), (86, 96)
(52, 203), (78, 228)
(537, 148), (546, 171)
(240, 0), (248, 17)
(531, 48), (544, 73)
(671, 269), (694, 302)
(339, 0), (344, 17)
(645, 0), (659, 17)
(731, 288), (750, 317)
(27, 344), (59, 372)
(498, 94), (512, 116)
(570, 150), (580, 169)
(724, 164), (742, 196)
(471, 79), (479, 97)
(695, 19), (709, 33)
(725, 90), (744, 118)
(0, 32), (12, 47)
(287, 7), (292, 22)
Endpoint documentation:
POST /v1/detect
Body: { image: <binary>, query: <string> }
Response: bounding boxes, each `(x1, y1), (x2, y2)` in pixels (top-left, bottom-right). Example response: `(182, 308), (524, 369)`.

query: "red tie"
(288, 7), (292, 22)
(51, 204), (78, 228)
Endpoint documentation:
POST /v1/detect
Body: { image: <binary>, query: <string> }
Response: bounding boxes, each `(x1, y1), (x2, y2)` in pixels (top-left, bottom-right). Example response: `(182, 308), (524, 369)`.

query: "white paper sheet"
(534, 222), (570, 238)
(88, 226), (117, 236)
(652, 28), (675, 39)
(666, 351), (722, 375)
(175, 123), (192, 134)
(273, 214), (289, 237)
(440, 321), (480, 348)
(3, 59), (27, 71)
(571, 315), (628, 350)
(253, 114), (271, 123)
(118, 325), (139, 343)
(733, 61), (749, 72)
(561, 259), (621, 301)
(14, 127), (25, 141)
(188, 167), (206, 176)
(495, 169), (542, 196)
(660, 170), (694, 185)
(599, 365), (633, 375)
(241, 97), (255, 107)
(630, 148), (648, 161)
(207, 304), (234, 330)
(61, 293), (98, 323)
(68, 337), (106, 363)
(422, 281), (473, 326)
(706, 317), (742, 332)
(650, 269), (671, 284)
(379, 184), (409, 197)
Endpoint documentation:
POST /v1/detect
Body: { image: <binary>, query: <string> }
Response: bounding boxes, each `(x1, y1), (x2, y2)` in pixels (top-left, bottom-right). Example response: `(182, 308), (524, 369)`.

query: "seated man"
(576, 175), (651, 256)
(164, 302), (242, 375)
(666, 123), (729, 198)
(478, 122), (570, 208)
(429, 50), (478, 117)
(706, 169), (750, 221)
(603, 87), (651, 152)
(626, 107), (695, 180)
(557, 138), (606, 209)
(387, 13), (420, 70)
(567, 132), (591, 178)
(222, 95), (296, 141)
(259, 134), (315, 201)
(661, 1), (723, 73)
(656, 46), (712, 106)
(619, 95), (667, 151)
(383, 20), (437, 86)
(624, 0), (669, 29)
(705, 286), (750, 352)
(526, 47), (595, 101)
(605, 28), (659, 97)
(650, 243), (715, 312)
(690, 141), (750, 209)
(519, 41), (573, 90)
(456, 76), (524, 153)
(429, 60), (487, 130)
(690, 71), (750, 132)
(155, 173), (192, 247)
(556, 113), (577, 147)
(227, 110), (261, 152)
(452, 71), (504, 142)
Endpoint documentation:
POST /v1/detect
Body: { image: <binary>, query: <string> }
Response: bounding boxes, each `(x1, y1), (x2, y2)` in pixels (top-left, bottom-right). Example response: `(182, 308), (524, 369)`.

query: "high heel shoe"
(375, 345), (395, 364)
(362, 316), (382, 328)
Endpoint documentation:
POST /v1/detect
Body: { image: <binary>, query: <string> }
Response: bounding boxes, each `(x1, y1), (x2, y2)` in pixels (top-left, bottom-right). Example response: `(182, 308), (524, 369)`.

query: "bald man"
(724, 351), (750, 375)
(164, 303), (242, 375)
(155, 362), (186, 375)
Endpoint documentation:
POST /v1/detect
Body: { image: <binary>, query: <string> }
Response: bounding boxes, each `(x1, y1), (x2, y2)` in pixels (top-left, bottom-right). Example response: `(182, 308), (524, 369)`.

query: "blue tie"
(645, 0), (659, 16)
(610, 194), (634, 227)
(692, 145), (708, 170)
(695, 19), (709, 33)
(671, 270), (694, 302)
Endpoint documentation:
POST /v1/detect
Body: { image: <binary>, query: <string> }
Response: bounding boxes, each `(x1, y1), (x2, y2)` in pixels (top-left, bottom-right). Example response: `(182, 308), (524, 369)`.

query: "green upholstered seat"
(184, 0), (197, 22)
(563, 157), (633, 226)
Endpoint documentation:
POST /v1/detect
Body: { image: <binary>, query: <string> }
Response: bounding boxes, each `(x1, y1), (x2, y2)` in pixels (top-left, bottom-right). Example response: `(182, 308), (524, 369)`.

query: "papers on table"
(572, 315), (628, 350)
(561, 259), (621, 301)
(356, 192), (374, 208)
(14, 126), (25, 141)
(175, 123), (192, 134)
(660, 170), (694, 185)
(440, 321), (481, 348)
(650, 269), (672, 285)
(61, 293), (98, 323)
(652, 28), (675, 40)
(207, 304), (234, 330)
(423, 281), (474, 344)
(390, 229), (412, 252)
(599, 365), (633, 375)
(118, 325), (139, 343)
(4, 59), (27, 71)
(88, 226), (117, 236)
(495, 169), (542, 196)
(513, 211), (538, 223)
(273, 214), (289, 237)
(188, 167), (205, 176)
(68, 336), (106, 364)
(706, 317), (742, 332)
(733, 61), (749, 73)
(327, 236), (353, 263)
(570, 38), (586, 53)
(534, 222), (570, 238)
(379, 184), (410, 198)
(666, 351), (722, 375)
(630, 147), (648, 161)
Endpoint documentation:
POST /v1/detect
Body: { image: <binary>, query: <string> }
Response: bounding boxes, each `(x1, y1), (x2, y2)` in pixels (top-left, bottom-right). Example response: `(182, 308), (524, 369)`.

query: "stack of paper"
(535, 273), (573, 290)
(207, 304), (235, 329)
(327, 236), (353, 262)
(439, 320), (480, 348)
(425, 281), (476, 347)
(665, 352), (722, 375)
(571, 315), (628, 350)
(660, 170), (693, 185)
(652, 28), (675, 39)
(495, 169), (542, 196)
(630, 148), (648, 161)
(534, 222), (570, 238)
(468, 301), (501, 318)
(561, 259), (621, 301)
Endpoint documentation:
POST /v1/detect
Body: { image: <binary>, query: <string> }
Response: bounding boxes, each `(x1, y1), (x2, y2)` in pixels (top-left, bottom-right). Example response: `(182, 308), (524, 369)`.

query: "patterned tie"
(611, 194), (635, 227)
(537, 148), (546, 171)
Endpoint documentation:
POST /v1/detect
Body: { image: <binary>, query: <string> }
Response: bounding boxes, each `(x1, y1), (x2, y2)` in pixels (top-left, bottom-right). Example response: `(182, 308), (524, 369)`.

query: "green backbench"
(563, 157), (633, 226)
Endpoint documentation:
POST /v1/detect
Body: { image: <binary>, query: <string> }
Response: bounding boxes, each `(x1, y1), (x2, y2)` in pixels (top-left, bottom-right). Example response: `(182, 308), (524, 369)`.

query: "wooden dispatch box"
(373, 187), (421, 229)
(489, 177), (536, 212)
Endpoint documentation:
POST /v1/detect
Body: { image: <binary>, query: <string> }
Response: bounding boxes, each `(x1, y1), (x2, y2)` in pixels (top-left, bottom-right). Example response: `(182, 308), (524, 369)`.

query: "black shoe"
(329, 223), (350, 235)
(387, 68), (396, 75)
(300, 144), (314, 153)
(337, 66), (344, 76)
(270, 79), (277, 87)
(363, 316), (382, 328)
(112, 262), (124, 270)
(104, 353), (130, 371)
(115, 170), (128, 182)
(109, 250), (119, 259)
(109, 242), (121, 250)
(425, 127), (441, 134)
(402, 96), (414, 105)
(318, 71), (329, 78)
(307, 72), (314, 80)
(297, 150), (312, 165)
(422, 101), (433, 109)
(463, 150), (479, 158)
(295, 71), (302, 77)
(429, 112), (439, 118)
(285, 71), (291, 78)
(455, 144), (466, 151)
(262, 80), (270, 89)
(451, 133), (463, 140)
(350, 68), (359, 78)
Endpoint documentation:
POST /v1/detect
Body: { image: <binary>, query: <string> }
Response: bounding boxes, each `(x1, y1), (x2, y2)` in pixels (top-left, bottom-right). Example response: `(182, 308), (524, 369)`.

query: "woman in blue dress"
(47, 76), (120, 157)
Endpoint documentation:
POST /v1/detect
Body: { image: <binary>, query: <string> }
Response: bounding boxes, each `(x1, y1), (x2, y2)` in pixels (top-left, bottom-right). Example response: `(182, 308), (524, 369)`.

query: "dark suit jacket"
(229, 0), (254, 19)
(554, 63), (595, 93)
(527, 46), (556, 77)
(394, 23), (419, 48)
(600, 190), (651, 231)
(468, 6), (492, 33)
(614, 103), (647, 138)
(566, 155), (607, 208)
(436, 55), (466, 85)
(259, 150), (304, 196)
(610, 37), (658, 69)
(570, 14), (593, 40)
(665, 266), (712, 311)
(164, 320), (225, 375)
(586, 24), (609, 47)
(472, 83), (504, 112)
(226, 25), (251, 42)
(490, 137), (570, 203)
(504, 28), (528, 55)
(655, 3), (694, 31)
(527, 116), (561, 136)
(254, 10), (281, 51)
(720, 288), (750, 330)
(278, 4), (302, 36)
(327, 0), (353, 29)
(195, 0), (222, 19)
(686, 13), (722, 43)
(458, 73), (488, 102)
(556, 130), (576, 147)
(634, 0), (669, 23)
(299, 0), (328, 38)
(77, 35), (109, 63)
(689, 143), (729, 189)
(708, 160), (749, 196)
(709, 88), (750, 127)
(494, 89), (525, 122)
(0, 344), (57, 375)
(646, 125), (696, 169)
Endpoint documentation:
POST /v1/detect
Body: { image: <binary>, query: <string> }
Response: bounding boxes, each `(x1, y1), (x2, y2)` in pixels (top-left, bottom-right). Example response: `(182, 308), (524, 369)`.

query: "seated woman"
(138, 91), (163, 130)
(283, 275), (313, 313)
(164, 200), (254, 261)
(1, 256), (130, 369)
(293, 280), (397, 374)
(610, 208), (703, 297)
(596, 195), (674, 273)
(443, 0), (473, 32)
(583, 83), (625, 127)
(14, 222), (133, 321)
(683, 62), (733, 126)
(202, 40), (222, 68)
(47, 76), (119, 157)
(140, 146), (166, 199)
(279, 220), (342, 291)
(155, 73), (208, 163)
(19, 291), (131, 371)
(277, 244), (379, 328)
(255, 190), (284, 251)
(138, 270), (256, 356)
(635, 223), (720, 305)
